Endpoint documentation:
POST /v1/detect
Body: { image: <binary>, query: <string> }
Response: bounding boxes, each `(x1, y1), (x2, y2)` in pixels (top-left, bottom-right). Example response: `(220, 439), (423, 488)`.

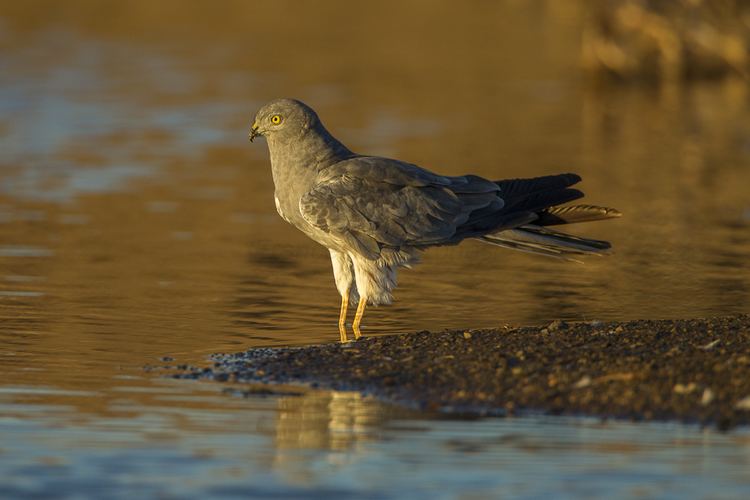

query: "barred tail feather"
(537, 204), (622, 226)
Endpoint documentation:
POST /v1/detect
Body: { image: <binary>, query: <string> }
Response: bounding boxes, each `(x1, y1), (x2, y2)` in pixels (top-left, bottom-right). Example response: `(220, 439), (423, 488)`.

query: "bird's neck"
(268, 126), (353, 172)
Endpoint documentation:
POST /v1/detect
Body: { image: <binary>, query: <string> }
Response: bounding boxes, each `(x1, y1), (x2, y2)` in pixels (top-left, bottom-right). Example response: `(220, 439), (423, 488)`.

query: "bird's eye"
(271, 114), (283, 125)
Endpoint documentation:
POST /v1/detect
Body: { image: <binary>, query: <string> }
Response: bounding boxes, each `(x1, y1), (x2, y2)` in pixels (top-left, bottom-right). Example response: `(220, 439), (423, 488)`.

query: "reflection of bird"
(250, 99), (620, 342)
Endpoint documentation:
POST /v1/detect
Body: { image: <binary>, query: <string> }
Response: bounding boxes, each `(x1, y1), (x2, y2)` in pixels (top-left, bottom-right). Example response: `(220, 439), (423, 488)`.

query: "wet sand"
(173, 315), (750, 430)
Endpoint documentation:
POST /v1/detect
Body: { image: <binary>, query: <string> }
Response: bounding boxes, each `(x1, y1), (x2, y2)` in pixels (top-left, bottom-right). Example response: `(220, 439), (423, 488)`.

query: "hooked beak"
(249, 122), (262, 143)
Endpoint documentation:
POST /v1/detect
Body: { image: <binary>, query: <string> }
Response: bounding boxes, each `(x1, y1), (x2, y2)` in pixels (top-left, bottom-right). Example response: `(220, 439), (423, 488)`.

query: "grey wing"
(300, 157), (502, 260)
(319, 156), (501, 194)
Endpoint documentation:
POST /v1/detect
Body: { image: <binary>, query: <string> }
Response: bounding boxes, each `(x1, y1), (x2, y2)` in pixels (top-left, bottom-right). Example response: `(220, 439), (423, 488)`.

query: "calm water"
(2, 2), (750, 498)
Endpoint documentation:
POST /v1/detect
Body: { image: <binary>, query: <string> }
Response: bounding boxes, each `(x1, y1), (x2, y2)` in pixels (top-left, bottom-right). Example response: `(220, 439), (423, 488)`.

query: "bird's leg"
(352, 299), (366, 340)
(338, 293), (349, 343)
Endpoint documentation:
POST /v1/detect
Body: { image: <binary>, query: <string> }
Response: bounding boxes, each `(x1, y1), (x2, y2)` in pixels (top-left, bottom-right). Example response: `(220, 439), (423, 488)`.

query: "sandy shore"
(173, 315), (750, 430)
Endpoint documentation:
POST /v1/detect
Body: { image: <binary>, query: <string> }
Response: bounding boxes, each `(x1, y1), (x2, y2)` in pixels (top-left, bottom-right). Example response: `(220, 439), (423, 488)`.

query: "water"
(3, 387), (750, 499)
(1, 2), (750, 497)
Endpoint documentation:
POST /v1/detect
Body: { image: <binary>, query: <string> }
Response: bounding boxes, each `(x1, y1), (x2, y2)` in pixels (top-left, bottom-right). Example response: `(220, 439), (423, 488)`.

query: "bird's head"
(249, 98), (320, 143)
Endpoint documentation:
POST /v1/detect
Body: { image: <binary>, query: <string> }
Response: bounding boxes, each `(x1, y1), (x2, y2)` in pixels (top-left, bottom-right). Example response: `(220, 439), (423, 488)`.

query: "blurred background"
(1, 1), (750, 497)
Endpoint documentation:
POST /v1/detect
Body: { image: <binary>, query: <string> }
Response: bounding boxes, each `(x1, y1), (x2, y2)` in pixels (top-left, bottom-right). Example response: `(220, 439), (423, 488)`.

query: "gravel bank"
(173, 315), (750, 430)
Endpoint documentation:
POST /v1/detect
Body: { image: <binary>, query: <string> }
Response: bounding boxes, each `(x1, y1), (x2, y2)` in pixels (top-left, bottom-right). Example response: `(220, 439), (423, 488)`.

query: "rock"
(735, 396), (750, 410)
(674, 383), (697, 394)
(547, 320), (568, 332)
(700, 339), (721, 350)
(574, 375), (592, 389)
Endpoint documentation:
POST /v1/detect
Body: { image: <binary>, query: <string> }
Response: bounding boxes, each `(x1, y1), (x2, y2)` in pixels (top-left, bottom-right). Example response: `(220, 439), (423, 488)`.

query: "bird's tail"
(479, 224), (614, 261)
(470, 173), (621, 259)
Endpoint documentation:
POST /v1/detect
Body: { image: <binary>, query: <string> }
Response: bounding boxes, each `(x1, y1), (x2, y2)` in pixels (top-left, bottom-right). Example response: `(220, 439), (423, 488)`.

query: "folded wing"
(300, 156), (620, 261)
(300, 157), (501, 259)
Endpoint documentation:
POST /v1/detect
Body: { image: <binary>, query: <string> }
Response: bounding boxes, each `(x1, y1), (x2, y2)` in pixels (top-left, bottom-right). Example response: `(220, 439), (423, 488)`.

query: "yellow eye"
(271, 114), (282, 125)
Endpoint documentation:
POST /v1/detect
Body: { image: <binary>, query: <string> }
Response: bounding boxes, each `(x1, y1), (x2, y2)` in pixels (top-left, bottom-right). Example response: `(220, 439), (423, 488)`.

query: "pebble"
(547, 320), (568, 332)
(700, 339), (721, 350)
(673, 383), (697, 394)
(574, 375), (592, 389)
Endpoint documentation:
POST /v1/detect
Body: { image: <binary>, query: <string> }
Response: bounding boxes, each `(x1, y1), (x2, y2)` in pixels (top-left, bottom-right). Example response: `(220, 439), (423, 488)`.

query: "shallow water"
(2, 2), (750, 498)
(3, 383), (750, 499)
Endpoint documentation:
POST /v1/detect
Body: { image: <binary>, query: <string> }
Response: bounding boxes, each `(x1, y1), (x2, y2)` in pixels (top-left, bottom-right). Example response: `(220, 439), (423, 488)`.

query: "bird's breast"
(268, 148), (345, 249)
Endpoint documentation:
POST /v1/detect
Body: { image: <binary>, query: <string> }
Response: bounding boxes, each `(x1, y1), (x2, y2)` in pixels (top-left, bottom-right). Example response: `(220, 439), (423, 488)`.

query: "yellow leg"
(352, 299), (366, 340)
(338, 294), (349, 343)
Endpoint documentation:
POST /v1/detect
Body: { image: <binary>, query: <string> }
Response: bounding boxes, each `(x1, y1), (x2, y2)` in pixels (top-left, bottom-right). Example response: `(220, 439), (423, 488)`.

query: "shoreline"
(173, 314), (750, 430)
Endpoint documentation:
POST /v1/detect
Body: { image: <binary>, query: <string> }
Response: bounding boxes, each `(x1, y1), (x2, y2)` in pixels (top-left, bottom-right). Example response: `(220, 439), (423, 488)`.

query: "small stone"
(673, 382), (697, 394)
(159, 356), (175, 362)
(700, 339), (720, 350)
(735, 396), (750, 410)
(463, 331), (472, 339)
(547, 320), (568, 332)
(614, 326), (624, 334)
(574, 375), (592, 389)
(701, 388), (714, 406)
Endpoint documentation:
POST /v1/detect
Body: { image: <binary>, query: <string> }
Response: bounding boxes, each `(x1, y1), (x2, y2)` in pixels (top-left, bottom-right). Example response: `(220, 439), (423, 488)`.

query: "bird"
(249, 98), (621, 342)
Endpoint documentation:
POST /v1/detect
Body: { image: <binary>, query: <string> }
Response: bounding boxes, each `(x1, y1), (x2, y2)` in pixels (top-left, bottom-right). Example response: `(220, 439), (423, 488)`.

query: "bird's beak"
(249, 122), (261, 143)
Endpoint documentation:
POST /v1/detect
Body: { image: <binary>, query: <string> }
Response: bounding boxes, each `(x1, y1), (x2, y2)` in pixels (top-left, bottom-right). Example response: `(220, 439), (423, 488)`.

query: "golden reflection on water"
(0, 0), (749, 472)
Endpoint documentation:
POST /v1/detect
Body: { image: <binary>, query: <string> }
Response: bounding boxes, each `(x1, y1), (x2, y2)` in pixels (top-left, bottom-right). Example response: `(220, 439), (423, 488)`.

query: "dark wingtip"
(564, 173), (582, 184)
(561, 188), (585, 203)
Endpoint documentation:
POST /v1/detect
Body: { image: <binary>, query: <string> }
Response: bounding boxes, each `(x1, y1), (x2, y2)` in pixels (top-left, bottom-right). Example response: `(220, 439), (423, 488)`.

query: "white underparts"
(329, 249), (357, 303)
(328, 247), (421, 306)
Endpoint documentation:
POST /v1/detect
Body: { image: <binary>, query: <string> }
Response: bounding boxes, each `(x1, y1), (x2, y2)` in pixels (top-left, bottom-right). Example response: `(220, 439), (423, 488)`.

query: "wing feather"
(300, 158), (500, 259)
